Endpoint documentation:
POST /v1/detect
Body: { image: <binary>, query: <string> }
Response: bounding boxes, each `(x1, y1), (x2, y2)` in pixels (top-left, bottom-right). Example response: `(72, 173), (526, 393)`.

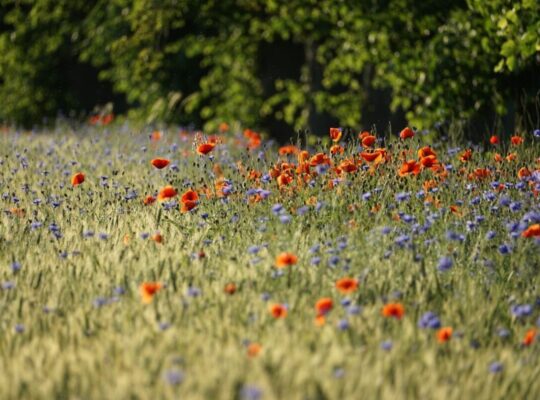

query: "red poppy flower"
(382, 303), (405, 319)
(517, 167), (531, 180)
(523, 328), (536, 346)
(511, 135), (524, 146)
(151, 158), (170, 169)
(315, 298), (333, 316)
(522, 224), (540, 238)
(459, 149), (473, 162)
(399, 160), (421, 177)
(275, 252), (298, 268)
(197, 142), (216, 155)
(71, 172), (85, 186)
(361, 135), (377, 148)
(269, 303), (288, 318)
(330, 127), (342, 142)
(247, 343), (262, 357)
(139, 282), (162, 304)
(157, 185), (177, 201)
(489, 135), (499, 145)
(143, 195), (156, 205)
(399, 127), (414, 139)
(437, 327), (453, 343)
(418, 146), (436, 158)
(335, 278), (358, 294)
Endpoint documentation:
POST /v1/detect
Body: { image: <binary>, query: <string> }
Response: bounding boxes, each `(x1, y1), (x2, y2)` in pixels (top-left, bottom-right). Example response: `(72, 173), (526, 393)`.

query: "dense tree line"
(0, 0), (538, 140)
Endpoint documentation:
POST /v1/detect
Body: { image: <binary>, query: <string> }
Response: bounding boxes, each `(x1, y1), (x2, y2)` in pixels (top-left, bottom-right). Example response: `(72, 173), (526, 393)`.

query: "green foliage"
(0, 0), (538, 133)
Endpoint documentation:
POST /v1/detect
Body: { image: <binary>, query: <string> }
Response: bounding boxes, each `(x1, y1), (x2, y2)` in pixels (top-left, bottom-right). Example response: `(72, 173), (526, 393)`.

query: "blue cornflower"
(11, 262), (21, 273)
(395, 234), (410, 247)
(271, 203), (283, 215)
(380, 340), (393, 351)
(395, 192), (410, 202)
(489, 362), (504, 373)
(163, 369), (184, 386)
(418, 311), (441, 329)
(511, 304), (533, 318)
(279, 215), (291, 224)
(337, 319), (350, 331)
(437, 256), (453, 272)
(498, 244), (511, 254)
(240, 385), (263, 400)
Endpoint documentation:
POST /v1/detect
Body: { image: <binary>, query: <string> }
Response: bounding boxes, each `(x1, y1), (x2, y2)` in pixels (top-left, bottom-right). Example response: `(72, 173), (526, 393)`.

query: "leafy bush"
(0, 0), (538, 137)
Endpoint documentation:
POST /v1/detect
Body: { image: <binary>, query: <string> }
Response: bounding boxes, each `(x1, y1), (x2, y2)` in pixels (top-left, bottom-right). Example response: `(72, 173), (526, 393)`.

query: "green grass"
(0, 126), (539, 399)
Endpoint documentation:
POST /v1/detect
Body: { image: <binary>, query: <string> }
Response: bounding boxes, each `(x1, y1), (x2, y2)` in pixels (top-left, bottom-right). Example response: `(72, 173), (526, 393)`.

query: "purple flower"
(489, 362), (504, 373)
(498, 244), (511, 255)
(418, 311), (441, 329)
(271, 203), (283, 215)
(395, 192), (411, 202)
(337, 319), (350, 330)
(437, 256), (453, 272)
(11, 262), (21, 273)
(240, 385), (263, 400)
(380, 340), (393, 351)
(279, 215), (291, 224)
(511, 304), (532, 318)
(163, 369), (184, 385)
(14, 324), (25, 334)
(533, 129), (540, 138)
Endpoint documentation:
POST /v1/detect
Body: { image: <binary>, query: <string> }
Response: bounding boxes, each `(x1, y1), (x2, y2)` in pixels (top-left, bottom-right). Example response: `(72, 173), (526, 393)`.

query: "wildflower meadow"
(1, 123), (539, 400)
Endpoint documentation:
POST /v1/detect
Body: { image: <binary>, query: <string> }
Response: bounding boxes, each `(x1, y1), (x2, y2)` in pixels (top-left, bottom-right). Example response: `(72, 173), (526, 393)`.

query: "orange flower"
(506, 152), (517, 162)
(275, 252), (298, 268)
(269, 303), (288, 318)
(335, 278), (359, 294)
(180, 200), (198, 213)
(517, 167), (531, 180)
(420, 155), (439, 169)
(489, 135), (499, 145)
(219, 122), (229, 133)
(150, 131), (162, 141)
(277, 172), (293, 188)
(309, 153), (331, 166)
(494, 153), (503, 163)
(330, 127), (342, 142)
(459, 149), (473, 162)
(314, 315), (326, 326)
(382, 303), (405, 319)
(181, 189), (199, 204)
(399, 127), (414, 139)
(224, 283), (237, 295)
(437, 327), (453, 343)
(139, 282), (162, 304)
(315, 297), (333, 316)
(523, 328), (537, 346)
(510, 135), (524, 146)
(151, 158), (170, 169)
(143, 195), (156, 205)
(278, 145), (299, 155)
(71, 172), (85, 186)
(297, 150), (310, 163)
(151, 233), (163, 244)
(360, 151), (382, 163)
(361, 135), (377, 148)
(247, 343), (262, 357)
(472, 168), (491, 180)
(338, 159), (358, 173)
(157, 185), (177, 201)
(399, 160), (421, 177)
(330, 144), (344, 155)
(418, 146), (436, 158)
(522, 224), (540, 238)
(197, 142), (216, 155)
